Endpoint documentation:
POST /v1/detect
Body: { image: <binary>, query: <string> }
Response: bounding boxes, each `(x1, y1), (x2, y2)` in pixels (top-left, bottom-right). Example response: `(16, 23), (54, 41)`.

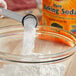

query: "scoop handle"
(0, 7), (38, 28)
(0, 7), (23, 22)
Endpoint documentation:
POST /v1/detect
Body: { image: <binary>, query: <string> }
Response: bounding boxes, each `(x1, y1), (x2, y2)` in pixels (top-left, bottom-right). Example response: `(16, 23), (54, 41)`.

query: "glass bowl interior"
(0, 25), (75, 63)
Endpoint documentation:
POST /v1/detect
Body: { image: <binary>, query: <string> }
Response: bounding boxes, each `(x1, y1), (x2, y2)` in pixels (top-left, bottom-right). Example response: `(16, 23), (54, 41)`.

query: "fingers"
(0, 0), (7, 18)
(0, 0), (7, 9)
(0, 3), (4, 8)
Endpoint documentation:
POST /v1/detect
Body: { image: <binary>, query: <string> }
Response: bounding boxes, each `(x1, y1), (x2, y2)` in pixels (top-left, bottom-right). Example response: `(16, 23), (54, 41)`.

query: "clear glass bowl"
(0, 25), (75, 76)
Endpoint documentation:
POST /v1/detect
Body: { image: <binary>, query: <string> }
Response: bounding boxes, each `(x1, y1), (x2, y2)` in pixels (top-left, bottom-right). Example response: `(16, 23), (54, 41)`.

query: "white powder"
(22, 16), (36, 55)
(22, 28), (36, 55)
(23, 17), (37, 31)
(0, 62), (65, 76)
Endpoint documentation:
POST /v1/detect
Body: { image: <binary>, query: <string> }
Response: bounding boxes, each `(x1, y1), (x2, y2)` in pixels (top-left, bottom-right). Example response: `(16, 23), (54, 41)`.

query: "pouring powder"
(22, 16), (36, 55)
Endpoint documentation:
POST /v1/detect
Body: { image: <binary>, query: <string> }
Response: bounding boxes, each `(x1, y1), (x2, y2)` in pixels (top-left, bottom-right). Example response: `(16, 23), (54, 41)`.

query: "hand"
(0, 0), (7, 18)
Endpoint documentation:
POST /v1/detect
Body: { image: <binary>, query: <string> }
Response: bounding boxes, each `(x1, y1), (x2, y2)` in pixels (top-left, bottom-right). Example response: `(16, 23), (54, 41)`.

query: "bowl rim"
(0, 25), (75, 64)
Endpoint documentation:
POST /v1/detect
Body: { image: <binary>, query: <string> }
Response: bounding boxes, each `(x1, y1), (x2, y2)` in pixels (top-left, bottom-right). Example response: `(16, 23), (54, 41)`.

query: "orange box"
(41, 0), (76, 35)
(39, 0), (76, 46)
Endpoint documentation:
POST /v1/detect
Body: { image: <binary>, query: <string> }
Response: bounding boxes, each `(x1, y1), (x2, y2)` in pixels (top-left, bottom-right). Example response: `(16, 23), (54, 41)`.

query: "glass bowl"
(0, 25), (75, 76)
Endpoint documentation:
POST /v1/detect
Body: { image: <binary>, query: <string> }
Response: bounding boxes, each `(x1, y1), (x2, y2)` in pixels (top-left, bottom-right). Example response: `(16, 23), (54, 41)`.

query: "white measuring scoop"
(0, 7), (38, 30)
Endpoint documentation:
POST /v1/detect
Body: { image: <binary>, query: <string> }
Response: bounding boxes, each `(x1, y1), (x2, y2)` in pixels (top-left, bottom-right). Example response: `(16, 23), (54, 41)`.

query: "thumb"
(0, 0), (7, 18)
(0, 0), (7, 9)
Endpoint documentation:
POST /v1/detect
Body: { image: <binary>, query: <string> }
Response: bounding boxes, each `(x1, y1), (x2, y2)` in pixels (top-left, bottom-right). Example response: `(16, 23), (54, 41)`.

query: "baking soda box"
(41, 0), (76, 35)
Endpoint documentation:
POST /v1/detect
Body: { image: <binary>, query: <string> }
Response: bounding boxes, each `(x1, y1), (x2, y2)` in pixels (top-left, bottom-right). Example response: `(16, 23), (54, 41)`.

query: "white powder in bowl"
(0, 61), (65, 76)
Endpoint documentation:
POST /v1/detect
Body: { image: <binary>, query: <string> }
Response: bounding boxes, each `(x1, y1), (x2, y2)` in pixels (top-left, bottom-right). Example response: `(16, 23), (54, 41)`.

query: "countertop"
(0, 9), (76, 76)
